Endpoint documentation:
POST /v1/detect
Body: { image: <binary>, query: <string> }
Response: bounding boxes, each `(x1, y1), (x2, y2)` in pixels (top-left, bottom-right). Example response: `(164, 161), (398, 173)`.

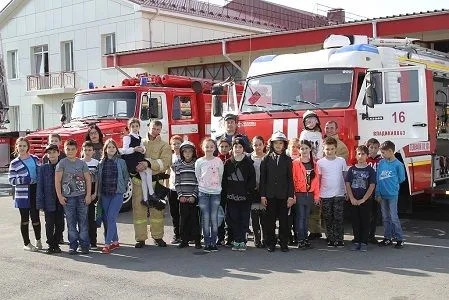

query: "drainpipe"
(372, 21), (377, 38)
(149, 8), (160, 48)
(222, 40), (246, 77)
(113, 53), (132, 79)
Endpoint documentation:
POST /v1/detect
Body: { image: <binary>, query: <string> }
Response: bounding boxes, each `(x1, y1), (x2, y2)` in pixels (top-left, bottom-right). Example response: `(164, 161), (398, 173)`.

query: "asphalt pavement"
(1, 192), (449, 299)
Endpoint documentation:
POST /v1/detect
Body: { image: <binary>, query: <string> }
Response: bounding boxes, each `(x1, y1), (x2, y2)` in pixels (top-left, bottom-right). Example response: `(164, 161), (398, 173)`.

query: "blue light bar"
(335, 44), (379, 54)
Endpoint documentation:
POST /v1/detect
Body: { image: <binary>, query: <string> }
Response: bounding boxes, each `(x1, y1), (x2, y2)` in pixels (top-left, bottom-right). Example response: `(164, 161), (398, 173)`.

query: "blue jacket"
(375, 158), (406, 199)
(8, 155), (40, 208)
(36, 163), (59, 212)
(97, 156), (129, 201)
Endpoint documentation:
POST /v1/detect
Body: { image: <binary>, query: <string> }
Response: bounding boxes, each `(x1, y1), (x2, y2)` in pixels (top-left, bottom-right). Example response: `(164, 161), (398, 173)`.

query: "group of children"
(9, 111), (406, 255)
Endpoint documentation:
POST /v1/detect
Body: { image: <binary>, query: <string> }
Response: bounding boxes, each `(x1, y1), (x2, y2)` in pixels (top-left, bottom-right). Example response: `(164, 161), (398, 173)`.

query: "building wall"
(0, 0), (265, 132)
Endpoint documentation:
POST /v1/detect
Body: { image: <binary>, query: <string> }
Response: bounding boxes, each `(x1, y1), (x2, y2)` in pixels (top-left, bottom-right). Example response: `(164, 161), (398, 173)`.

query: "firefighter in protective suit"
(133, 120), (172, 248)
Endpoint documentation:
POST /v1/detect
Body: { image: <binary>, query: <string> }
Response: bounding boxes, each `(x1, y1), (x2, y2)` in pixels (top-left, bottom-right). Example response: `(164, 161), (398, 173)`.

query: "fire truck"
(26, 74), (239, 210)
(212, 34), (449, 212)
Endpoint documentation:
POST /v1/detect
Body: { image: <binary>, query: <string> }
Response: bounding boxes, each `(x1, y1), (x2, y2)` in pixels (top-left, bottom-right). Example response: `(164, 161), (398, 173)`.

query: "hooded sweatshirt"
(375, 158), (406, 199)
(222, 155), (256, 202)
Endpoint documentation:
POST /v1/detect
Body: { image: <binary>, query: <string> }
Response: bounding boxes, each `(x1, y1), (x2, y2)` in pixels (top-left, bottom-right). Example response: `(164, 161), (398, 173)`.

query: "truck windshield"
(241, 69), (353, 113)
(71, 91), (136, 120)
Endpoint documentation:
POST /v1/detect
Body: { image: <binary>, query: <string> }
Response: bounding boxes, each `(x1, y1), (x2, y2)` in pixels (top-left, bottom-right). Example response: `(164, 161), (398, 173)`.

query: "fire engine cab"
(213, 34), (449, 211)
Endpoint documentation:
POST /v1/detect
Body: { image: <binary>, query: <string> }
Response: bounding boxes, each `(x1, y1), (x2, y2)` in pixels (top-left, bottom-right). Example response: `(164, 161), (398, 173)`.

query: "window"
(8, 106), (19, 131)
(169, 61), (242, 81)
(385, 70), (420, 103)
(141, 94), (163, 121)
(7, 50), (18, 79)
(71, 92), (136, 120)
(32, 104), (44, 130)
(172, 96), (192, 120)
(103, 33), (116, 55)
(61, 41), (74, 71)
(32, 45), (49, 74)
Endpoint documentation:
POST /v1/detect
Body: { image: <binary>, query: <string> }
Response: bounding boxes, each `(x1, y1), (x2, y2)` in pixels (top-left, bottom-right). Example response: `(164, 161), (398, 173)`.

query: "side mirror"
(172, 96), (181, 120)
(365, 73), (376, 108)
(60, 103), (66, 115)
(212, 84), (224, 117)
(60, 114), (67, 123)
(149, 97), (160, 119)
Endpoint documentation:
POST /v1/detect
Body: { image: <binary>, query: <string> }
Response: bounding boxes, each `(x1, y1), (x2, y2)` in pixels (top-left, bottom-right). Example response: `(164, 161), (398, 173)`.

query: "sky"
(0, 0), (447, 19)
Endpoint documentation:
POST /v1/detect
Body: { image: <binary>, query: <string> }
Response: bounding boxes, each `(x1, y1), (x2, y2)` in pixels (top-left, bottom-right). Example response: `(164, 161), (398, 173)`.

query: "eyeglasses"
(89, 131), (99, 135)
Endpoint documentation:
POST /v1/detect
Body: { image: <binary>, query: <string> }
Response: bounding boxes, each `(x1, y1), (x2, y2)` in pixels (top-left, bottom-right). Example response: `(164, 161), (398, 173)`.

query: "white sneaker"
(36, 240), (43, 250)
(23, 243), (38, 252)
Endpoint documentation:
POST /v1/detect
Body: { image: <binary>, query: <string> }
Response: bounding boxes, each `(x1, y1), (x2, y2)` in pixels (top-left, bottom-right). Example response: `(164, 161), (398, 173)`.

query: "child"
(81, 141), (100, 249)
(299, 110), (323, 160)
(42, 133), (66, 164)
(366, 138), (382, 244)
(121, 118), (158, 207)
(287, 138), (300, 160)
(250, 136), (267, 248)
(195, 138), (224, 252)
(37, 144), (64, 254)
(55, 139), (92, 255)
(292, 140), (320, 249)
(345, 145), (376, 251)
(376, 140), (406, 249)
(317, 137), (347, 248)
(287, 138), (300, 245)
(168, 135), (183, 244)
(223, 138), (256, 251)
(174, 141), (202, 249)
(260, 131), (295, 252)
(97, 139), (129, 254)
(217, 137), (232, 245)
(8, 137), (42, 252)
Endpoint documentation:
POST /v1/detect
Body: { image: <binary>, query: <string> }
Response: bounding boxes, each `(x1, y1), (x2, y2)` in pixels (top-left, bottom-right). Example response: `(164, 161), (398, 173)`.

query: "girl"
(299, 110), (323, 160)
(195, 138), (224, 252)
(292, 140), (320, 249)
(8, 137), (42, 251)
(250, 136), (267, 248)
(168, 135), (183, 244)
(120, 118), (158, 207)
(223, 138), (256, 251)
(217, 137), (232, 245)
(97, 139), (129, 254)
(287, 137), (300, 245)
(85, 124), (104, 161)
(260, 131), (295, 253)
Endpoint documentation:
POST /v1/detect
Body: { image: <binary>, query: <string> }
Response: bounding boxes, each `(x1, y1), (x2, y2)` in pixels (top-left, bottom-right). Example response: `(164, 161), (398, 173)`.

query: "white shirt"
(120, 132), (146, 155)
(299, 130), (323, 159)
(317, 156), (347, 198)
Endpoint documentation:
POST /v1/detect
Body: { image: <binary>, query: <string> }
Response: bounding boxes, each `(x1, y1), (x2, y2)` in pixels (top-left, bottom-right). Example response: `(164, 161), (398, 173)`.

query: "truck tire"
(120, 178), (133, 212)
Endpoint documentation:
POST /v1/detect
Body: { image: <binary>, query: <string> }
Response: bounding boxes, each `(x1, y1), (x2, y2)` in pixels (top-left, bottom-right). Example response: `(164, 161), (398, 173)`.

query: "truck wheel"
(120, 178), (133, 212)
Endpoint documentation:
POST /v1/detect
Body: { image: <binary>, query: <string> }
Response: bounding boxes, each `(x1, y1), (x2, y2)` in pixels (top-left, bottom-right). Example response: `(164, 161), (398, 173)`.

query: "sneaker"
(23, 243), (38, 252)
(68, 248), (78, 255)
(110, 242), (120, 251)
(203, 245), (211, 253)
(45, 247), (55, 254)
(178, 241), (189, 249)
(194, 241), (202, 249)
(154, 239), (167, 247)
(36, 240), (43, 250)
(308, 233), (322, 240)
(140, 199), (150, 207)
(378, 239), (393, 247)
(102, 246), (110, 254)
(216, 239), (223, 246)
(225, 240), (233, 247)
(254, 241), (262, 248)
(304, 240), (312, 248)
(351, 243), (361, 251)
(238, 243), (247, 252)
(335, 241), (345, 248)
(368, 237), (379, 245)
(90, 243), (98, 250)
(267, 245), (276, 252)
(327, 241), (335, 247)
(232, 242), (240, 251)
(135, 241), (145, 248)
(360, 243), (368, 252)
(260, 241), (267, 248)
(394, 241), (404, 249)
(210, 245), (219, 252)
(171, 237), (181, 245)
(281, 245), (289, 252)
(53, 246), (62, 254)
(297, 240), (306, 249)
(80, 247), (89, 254)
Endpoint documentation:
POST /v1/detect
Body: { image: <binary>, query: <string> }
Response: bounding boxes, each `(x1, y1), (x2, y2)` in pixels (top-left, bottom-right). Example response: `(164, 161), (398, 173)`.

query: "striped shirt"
(174, 159), (198, 199)
(8, 154), (41, 208)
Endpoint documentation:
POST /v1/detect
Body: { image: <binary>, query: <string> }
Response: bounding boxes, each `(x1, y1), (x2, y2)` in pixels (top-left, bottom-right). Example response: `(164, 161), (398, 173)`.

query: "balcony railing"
(26, 71), (76, 91)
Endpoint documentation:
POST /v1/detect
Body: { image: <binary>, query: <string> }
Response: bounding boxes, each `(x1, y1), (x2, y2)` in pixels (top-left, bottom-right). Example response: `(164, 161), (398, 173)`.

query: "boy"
(43, 133), (66, 164)
(376, 140), (406, 249)
(345, 145), (376, 251)
(366, 138), (382, 244)
(36, 144), (64, 254)
(168, 135), (183, 244)
(55, 139), (92, 254)
(317, 137), (347, 248)
(217, 138), (232, 163)
(81, 141), (99, 249)
(217, 138), (232, 245)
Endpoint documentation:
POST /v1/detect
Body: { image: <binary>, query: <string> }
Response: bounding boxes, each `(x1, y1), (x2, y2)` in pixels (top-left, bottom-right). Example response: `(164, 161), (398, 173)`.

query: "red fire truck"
(26, 74), (239, 210)
(213, 34), (449, 212)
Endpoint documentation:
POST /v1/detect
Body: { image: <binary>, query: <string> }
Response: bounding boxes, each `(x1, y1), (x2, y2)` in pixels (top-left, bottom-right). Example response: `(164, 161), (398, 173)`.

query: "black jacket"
(260, 152), (294, 199)
(222, 155), (256, 202)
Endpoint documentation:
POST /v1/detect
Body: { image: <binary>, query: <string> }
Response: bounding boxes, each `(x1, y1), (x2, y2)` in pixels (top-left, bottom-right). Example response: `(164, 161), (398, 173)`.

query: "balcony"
(26, 71), (77, 96)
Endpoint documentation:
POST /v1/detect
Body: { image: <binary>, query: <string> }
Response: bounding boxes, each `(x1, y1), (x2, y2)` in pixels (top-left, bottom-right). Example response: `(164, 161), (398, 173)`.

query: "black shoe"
(225, 240), (233, 247)
(203, 245), (212, 253)
(46, 247), (55, 254)
(80, 247), (89, 254)
(308, 233), (322, 240)
(368, 237), (379, 245)
(210, 245), (219, 252)
(177, 241), (189, 248)
(171, 237), (181, 245)
(90, 243), (98, 250)
(195, 241), (202, 249)
(327, 241), (335, 247)
(216, 239), (223, 246)
(267, 245), (275, 252)
(335, 241), (345, 248)
(140, 200), (150, 207)
(394, 241), (404, 249)
(68, 248), (77, 255)
(281, 246), (289, 252)
(255, 241), (262, 248)
(58, 238), (65, 245)
(154, 239), (167, 247)
(297, 240), (306, 249)
(135, 241), (145, 248)
(378, 239), (393, 247)
(305, 240), (312, 248)
(260, 241), (267, 248)
(53, 246), (62, 253)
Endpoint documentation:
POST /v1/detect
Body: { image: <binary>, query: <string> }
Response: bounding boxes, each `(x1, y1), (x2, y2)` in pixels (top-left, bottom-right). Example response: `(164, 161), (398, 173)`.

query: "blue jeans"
(64, 195), (89, 250)
(198, 192), (221, 246)
(380, 197), (403, 241)
(295, 193), (313, 241)
(102, 193), (123, 245)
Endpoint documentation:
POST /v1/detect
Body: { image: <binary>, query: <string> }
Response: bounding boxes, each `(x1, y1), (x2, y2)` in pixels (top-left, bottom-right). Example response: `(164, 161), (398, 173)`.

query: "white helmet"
(270, 131), (288, 142)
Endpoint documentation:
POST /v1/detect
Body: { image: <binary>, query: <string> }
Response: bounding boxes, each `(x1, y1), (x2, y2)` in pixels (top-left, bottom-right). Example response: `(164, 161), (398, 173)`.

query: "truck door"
(170, 93), (200, 145)
(140, 92), (169, 142)
(356, 66), (429, 151)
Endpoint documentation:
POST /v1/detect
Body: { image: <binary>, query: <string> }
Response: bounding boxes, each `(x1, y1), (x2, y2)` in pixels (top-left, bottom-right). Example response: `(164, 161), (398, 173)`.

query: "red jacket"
(292, 158), (320, 201)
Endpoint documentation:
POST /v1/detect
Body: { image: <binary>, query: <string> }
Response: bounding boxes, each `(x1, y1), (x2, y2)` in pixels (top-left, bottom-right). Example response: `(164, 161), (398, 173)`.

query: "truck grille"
(28, 136), (46, 158)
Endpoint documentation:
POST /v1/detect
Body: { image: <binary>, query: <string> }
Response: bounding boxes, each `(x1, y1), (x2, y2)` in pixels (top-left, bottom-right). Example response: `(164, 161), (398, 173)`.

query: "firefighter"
(324, 120), (349, 162)
(133, 120), (172, 248)
(215, 113), (253, 154)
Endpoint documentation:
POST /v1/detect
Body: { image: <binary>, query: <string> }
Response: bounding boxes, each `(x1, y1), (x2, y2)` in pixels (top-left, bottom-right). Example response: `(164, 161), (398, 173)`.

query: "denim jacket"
(97, 157), (129, 201)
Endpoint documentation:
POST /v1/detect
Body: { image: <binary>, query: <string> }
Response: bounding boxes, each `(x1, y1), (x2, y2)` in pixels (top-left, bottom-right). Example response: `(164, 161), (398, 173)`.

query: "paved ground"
(1, 190), (449, 299)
